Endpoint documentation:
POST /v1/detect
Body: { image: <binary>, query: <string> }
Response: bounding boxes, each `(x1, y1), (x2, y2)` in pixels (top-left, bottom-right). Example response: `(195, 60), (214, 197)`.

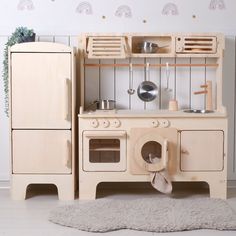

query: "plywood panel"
(0, 36), (10, 180)
(38, 36), (54, 42)
(190, 58), (205, 110)
(160, 58), (175, 109)
(100, 59), (115, 101)
(180, 130), (224, 171)
(115, 59), (129, 109)
(84, 59), (99, 108)
(69, 36), (79, 47)
(146, 58), (160, 110)
(11, 53), (71, 128)
(54, 36), (70, 45)
(176, 58), (191, 110)
(206, 58), (217, 110)
(223, 36), (236, 180)
(131, 58), (145, 110)
(12, 130), (71, 174)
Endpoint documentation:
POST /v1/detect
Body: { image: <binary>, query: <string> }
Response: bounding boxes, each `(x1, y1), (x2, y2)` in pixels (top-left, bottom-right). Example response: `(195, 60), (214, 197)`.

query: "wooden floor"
(1, 184), (236, 236)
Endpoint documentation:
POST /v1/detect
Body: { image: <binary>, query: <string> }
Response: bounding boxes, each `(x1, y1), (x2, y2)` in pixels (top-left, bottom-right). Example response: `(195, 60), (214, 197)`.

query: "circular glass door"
(141, 141), (162, 164)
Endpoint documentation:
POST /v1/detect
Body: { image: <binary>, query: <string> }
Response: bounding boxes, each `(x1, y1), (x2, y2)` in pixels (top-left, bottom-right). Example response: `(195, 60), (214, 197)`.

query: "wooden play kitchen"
(78, 33), (227, 200)
(9, 33), (227, 200)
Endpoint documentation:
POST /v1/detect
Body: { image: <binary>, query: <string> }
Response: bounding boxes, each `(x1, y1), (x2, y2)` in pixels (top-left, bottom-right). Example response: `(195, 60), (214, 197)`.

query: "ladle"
(127, 63), (135, 95)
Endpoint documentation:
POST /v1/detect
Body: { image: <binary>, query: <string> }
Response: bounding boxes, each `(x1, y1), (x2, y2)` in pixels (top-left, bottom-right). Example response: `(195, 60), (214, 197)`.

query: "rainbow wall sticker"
(76, 1), (93, 15)
(162, 2), (179, 15)
(115, 5), (132, 18)
(17, 0), (34, 10)
(209, 0), (226, 10)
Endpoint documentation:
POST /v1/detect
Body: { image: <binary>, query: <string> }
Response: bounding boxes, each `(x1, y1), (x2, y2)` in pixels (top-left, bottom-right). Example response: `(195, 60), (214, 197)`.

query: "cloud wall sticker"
(76, 1), (93, 15)
(17, 0), (34, 11)
(115, 5), (132, 18)
(162, 2), (179, 15)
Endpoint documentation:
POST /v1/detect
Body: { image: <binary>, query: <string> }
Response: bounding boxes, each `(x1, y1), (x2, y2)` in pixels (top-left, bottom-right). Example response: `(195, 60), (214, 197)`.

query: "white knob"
(159, 119), (170, 128)
(150, 120), (159, 128)
(102, 119), (110, 128)
(90, 119), (99, 128)
(111, 119), (121, 128)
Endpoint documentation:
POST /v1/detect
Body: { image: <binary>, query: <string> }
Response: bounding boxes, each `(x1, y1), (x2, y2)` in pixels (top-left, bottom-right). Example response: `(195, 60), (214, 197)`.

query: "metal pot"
(87, 100), (116, 110)
(96, 100), (115, 110)
(138, 41), (168, 53)
(86, 100), (116, 110)
(137, 63), (158, 102)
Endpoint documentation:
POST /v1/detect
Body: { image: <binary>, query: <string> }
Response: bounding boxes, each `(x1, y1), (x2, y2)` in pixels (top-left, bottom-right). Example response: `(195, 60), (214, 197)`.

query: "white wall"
(1, 0), (236, 181)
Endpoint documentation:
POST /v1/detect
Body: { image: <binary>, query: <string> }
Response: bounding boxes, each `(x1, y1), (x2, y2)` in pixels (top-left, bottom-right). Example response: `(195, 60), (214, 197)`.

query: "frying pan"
(137, 63), (158, 102)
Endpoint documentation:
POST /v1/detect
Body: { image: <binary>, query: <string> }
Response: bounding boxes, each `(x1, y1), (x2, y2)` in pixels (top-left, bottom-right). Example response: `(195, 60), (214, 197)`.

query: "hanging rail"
(84, 63), (218, 68)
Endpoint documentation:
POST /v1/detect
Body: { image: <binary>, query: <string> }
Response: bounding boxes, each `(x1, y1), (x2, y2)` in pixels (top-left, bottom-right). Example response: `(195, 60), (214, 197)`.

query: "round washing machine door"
(134, 133), (168, 172)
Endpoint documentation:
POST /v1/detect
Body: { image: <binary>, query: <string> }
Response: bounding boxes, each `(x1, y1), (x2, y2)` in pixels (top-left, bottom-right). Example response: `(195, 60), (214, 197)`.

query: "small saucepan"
(138, 41), (168, 53)
(87, 100), (116, 110)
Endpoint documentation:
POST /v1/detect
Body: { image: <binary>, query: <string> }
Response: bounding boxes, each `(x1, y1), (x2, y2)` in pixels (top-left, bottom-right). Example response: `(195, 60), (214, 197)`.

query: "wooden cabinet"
(10, 42), (76, 200)
(11, 53), (71, 129)
(12, 130), (71, 174)
(180, 130), (224, 171)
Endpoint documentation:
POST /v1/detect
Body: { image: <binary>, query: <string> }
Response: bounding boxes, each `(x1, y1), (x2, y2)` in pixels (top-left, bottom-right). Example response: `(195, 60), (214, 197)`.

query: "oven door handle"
(84, 131), (126, 138)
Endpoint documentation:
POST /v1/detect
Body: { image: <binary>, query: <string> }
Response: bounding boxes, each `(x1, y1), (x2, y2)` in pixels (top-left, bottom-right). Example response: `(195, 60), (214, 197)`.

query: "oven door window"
(89, 139), (120, 163)
(83, 131), (126, 172)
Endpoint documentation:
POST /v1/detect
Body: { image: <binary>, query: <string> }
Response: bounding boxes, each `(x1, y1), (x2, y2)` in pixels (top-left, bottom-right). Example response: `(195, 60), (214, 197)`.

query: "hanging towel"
(148, 154), (172, 194)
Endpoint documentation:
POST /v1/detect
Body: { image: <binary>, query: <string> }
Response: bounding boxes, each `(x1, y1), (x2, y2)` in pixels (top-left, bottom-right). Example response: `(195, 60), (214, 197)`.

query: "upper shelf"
(82, 33), (224, 59)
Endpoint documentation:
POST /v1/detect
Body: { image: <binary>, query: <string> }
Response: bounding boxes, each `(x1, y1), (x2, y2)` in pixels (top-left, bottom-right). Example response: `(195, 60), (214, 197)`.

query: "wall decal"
(76, 1), (93, 15)
(115, 5), (132, 18)
(209, 0), (226, 10)
(17, 0), (34, 11)
(162, 2), (179, 15)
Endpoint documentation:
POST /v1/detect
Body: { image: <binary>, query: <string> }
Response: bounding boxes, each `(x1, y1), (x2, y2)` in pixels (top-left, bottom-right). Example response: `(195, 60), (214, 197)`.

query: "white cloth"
(150, 171), (172, 194)
(148, 154), (172, 194)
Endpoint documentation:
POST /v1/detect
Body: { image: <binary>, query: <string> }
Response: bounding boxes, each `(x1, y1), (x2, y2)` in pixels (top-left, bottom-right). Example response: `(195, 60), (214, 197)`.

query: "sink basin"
(183, 109), (214, 114)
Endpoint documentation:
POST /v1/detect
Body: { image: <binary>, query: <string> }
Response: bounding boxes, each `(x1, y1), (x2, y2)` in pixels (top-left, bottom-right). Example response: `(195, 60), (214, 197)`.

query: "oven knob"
(159, 119), (170, 128)
(102, 119), (110, 128)
(90, 119), (99, 128)
(111, 119), (121, 128)
(150, 120), (159, 128)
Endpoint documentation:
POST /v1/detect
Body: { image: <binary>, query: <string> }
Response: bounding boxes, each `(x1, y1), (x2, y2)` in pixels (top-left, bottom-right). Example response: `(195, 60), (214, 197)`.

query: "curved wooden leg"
(11, 180), (28, 200)
(57, 183), (75, 200)
(209, 179), (227, 199)
(79, 181), (98, 200)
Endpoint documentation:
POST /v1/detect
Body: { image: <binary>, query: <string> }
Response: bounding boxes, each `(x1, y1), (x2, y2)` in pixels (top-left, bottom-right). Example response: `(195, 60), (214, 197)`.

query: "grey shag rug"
(49, 198), (236, 233)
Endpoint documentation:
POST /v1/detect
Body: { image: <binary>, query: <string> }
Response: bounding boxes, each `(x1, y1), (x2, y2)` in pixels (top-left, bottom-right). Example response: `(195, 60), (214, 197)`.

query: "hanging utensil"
(137, 63), (158, 102)
(165, 62), (172, 92)
(127, 63), (135, 95)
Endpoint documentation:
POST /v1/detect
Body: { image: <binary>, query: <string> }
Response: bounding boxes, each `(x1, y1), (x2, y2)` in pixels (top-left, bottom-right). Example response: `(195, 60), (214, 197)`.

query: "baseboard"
(0, 180), (10, 189)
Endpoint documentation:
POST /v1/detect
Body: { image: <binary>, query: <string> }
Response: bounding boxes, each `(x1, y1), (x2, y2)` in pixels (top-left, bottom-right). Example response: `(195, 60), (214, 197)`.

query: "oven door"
(130, 128), (178, 175)
(83, 131), (127, 172)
